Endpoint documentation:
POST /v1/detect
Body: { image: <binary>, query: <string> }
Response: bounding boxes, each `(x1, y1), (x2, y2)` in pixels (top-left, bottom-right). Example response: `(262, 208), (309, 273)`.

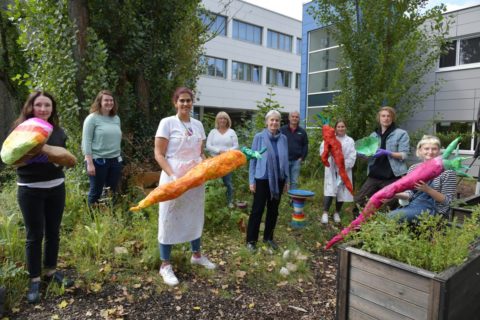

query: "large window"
(439, 35), (480, 69)
(306, 27), (340, 126)
(296, 38), (302, 55)
(202, 56), (226, 78)
(295, 73), (300, 89)
(436, 121), (476, 152)
(200, 12), (226, 36)
(267, 68), (291, 88)
(232, 61), (261, 83)
(267, 30), (293, 52)
(232, 20), (262, 45)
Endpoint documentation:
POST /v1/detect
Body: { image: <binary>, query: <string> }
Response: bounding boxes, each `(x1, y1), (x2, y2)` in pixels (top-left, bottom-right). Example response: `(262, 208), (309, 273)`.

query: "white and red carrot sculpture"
(325, 137), (469, 249)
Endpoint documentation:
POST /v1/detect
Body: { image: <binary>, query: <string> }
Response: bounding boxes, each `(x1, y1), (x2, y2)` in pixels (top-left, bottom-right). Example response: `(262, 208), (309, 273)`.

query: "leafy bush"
(346, 210), (480, 272)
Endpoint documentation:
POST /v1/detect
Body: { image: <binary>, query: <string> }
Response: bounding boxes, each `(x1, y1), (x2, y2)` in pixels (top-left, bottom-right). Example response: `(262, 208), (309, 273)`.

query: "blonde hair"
(376, 106), (396, 123)
(416, 135), (441, 158)
(215, 111), (232, 129)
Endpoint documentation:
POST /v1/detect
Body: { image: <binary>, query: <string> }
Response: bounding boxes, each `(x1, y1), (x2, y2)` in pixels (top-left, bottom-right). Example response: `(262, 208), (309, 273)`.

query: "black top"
(280, 124), (309, 161)
(16, 127), (67, 183)
(368, 124), (395, 180)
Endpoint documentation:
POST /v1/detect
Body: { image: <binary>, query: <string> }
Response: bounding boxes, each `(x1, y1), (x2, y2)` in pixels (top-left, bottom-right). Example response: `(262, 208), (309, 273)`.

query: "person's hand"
(356, 152), (369, 160)
(373, 148), (392, 158)
(86, 162), (96, 176)
(414, 180), (430, 192)
(249, 184), (256, 193)
(170, 175), (177, 181)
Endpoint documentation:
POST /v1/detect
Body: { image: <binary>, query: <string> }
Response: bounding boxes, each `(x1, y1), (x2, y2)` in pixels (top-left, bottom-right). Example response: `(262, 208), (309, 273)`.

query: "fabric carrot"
(130, 147), (265, 211)
(325, 137), (469, 249)
(318, 115), (354, 195)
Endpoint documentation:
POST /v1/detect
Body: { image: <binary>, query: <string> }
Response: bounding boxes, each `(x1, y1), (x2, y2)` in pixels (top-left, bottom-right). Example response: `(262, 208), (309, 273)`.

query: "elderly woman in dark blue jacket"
(246, 110), (289, 251)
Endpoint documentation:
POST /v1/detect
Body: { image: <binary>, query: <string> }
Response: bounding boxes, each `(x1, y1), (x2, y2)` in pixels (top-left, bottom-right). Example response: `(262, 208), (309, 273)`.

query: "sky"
(242, 0), (480, 20)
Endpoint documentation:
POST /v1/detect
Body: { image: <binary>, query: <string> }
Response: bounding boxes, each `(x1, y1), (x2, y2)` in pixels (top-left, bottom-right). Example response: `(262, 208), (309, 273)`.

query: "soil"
(9, 249), (338, 320)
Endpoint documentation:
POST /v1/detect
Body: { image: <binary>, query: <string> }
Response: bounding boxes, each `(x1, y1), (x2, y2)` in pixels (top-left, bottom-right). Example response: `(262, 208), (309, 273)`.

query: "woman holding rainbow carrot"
(154, 87), (215, 286)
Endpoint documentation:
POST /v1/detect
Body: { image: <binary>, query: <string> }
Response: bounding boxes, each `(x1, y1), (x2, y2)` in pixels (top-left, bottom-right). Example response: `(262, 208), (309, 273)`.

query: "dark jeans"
(87, 157), (123, 205)
(18, 183), (65, 278)
(353, 176), (400, 217)
(222, 173), (233, 204)
(247, 179), (285, 243)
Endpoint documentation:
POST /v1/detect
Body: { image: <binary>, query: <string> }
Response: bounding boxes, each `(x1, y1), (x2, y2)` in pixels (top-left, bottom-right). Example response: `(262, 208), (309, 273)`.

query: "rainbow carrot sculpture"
(325, 138), (469, 249)
(1, 118), (53, 165)
(130, 147), (264, 211)
(318, 115), (354, 195)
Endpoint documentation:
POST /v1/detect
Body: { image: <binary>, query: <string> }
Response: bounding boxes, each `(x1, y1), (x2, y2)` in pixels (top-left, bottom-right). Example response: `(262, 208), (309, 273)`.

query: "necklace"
(178, 116), (193, 136)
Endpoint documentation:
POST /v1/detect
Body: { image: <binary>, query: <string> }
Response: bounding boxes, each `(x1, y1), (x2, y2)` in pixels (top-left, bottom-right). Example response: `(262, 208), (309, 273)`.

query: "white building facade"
(196, 0), (302, 118)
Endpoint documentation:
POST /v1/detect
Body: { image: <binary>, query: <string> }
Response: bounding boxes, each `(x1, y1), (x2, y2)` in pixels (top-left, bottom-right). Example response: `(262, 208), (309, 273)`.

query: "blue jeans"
(87, 157), (123, 205)
(388, 191), (435, 223)
(222, 173), (233, 204)
(159, 238), (201, 261)
(288, 159), (301, 190)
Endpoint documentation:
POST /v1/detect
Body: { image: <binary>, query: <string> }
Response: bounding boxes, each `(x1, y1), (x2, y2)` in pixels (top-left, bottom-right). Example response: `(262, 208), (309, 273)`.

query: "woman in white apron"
(319, 120), (356, 224)
(154, 87), (215, 286)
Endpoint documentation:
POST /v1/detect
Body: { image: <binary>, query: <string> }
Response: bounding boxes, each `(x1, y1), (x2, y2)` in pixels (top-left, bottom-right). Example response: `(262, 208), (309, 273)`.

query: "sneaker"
(263, 239), (279, 251)
(321, 213), (329, 224)
(228, 202), (235, 209)
(246, 242), (256, 252)
(333, 212), (341, 223)
(191, 255), (216, 270)
(27, 281), (41, 304)
(44, 271), (74, 288)
(159, 265), (179, 286)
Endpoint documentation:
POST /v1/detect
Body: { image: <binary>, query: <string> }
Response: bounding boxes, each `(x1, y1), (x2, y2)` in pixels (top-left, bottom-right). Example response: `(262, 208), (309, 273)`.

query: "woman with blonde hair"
(206, 111), (239, 208)
(388, 135), (456, 222)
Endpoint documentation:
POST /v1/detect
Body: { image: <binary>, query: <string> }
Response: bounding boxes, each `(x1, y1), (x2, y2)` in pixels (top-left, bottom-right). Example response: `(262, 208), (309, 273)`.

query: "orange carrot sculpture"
(130, 147), (265, 211)
(318, 115), (354, 195)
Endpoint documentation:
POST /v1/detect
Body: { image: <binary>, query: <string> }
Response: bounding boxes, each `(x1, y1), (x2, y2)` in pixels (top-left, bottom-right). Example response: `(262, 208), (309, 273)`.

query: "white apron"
(158, 131), (205, 244)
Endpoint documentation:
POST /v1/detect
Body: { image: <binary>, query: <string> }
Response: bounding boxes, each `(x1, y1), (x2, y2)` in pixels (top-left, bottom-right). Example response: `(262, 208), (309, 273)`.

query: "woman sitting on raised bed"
(388, 135), (457, 222)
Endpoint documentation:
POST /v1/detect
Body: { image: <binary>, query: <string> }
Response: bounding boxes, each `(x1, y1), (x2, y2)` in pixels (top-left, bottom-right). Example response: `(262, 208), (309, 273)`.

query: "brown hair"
(13, 91), (59, 128)
(90, 90), (117, 116)
(215, 111), (232, 129)
(172, 87), (194, 106)
(334, 119), (347, 129)
(376, 106), (396, 123)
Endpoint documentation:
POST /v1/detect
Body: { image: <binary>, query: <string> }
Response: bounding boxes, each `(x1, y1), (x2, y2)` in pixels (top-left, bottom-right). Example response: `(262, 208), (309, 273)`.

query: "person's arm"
(231, 130), (239, 150)
(154, 137), (175, 178)
(344, 138), (356, 169)
(418, 170), (456, 206)
(205, 130), (220, 154)
(391, 130), (410, 160)
(249, 135), (260, 192)
(82, 115), (96, 176)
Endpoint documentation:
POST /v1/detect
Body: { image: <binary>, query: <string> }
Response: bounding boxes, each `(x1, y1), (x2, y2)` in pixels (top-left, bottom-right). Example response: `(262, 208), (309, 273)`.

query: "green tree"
(308, 0), (449, 139)
(253, 86), (285, 131)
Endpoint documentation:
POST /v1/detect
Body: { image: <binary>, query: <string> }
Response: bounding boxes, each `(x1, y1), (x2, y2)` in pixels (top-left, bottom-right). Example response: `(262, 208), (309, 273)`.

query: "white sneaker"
(191, 255), (216, 270)
(321, 213), (329, 224)
(333, 212), (341, 223)
(228, 202), (235, 209)
(159, 264), (179, 286)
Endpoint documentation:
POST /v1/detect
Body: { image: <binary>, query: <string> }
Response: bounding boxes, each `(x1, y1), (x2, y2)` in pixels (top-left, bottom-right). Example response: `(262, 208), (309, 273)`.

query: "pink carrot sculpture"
(325, 137), (469, 249)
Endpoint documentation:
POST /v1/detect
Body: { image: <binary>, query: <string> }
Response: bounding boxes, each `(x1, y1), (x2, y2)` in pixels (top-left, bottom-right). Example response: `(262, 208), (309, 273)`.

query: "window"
(307, 26), (340, 125)
(296, 38), (302, 55)
(200, 12), (226, 36)
(232, 20), (262, 45)
(295, 73), (301, 89)
(267, 68), (291, 88)
(232, 61), (261, 83)
(267, 30), (293, 52)
(202, 56), (226, 78)
(436, 121), (476, 152)
(439, 35), (480, 69)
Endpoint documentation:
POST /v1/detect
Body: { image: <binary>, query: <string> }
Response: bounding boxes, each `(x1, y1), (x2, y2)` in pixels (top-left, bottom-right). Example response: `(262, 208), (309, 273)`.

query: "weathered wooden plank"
(348, 307), (377, 320)
(427, 280), (442, 320)
(336, 247), (350, 320)
(349, 294), (414, 320)
(350, 252), (431, 292)
(349, 280), (428, 320)
(350, 266), (429, 308)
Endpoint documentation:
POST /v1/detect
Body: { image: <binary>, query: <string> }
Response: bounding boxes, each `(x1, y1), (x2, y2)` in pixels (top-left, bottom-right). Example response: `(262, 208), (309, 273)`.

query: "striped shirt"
(404, 163), (457, 216)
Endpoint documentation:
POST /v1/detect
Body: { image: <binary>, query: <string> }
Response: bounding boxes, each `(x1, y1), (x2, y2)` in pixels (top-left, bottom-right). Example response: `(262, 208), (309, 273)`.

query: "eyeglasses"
(178, 99), (192, 103)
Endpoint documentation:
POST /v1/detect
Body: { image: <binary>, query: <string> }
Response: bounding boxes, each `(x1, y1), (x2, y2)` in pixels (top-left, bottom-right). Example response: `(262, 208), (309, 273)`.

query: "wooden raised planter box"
(336, 243), (480, 320)
(450, 194), (480, 224)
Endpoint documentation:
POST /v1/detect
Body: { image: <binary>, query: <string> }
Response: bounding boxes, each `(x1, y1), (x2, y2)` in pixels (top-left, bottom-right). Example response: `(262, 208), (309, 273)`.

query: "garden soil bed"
(9, 248), (337, 320)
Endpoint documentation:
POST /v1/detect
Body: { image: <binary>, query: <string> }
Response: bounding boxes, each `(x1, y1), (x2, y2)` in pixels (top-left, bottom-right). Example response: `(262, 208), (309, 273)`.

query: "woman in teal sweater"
(81, 90), (123, 206)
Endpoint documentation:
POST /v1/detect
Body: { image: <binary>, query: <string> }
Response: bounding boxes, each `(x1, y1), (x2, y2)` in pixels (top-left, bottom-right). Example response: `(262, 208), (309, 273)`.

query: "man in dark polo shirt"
(280, 111), (309, 190)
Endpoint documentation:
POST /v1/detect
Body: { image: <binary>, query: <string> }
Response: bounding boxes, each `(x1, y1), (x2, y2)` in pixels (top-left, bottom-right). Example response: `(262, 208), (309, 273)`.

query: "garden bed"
(336, 242), (480, 319)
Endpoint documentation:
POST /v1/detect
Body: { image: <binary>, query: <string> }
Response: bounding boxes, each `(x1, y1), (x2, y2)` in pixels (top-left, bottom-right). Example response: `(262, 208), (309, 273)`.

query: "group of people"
(9, 88), (457, 299)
